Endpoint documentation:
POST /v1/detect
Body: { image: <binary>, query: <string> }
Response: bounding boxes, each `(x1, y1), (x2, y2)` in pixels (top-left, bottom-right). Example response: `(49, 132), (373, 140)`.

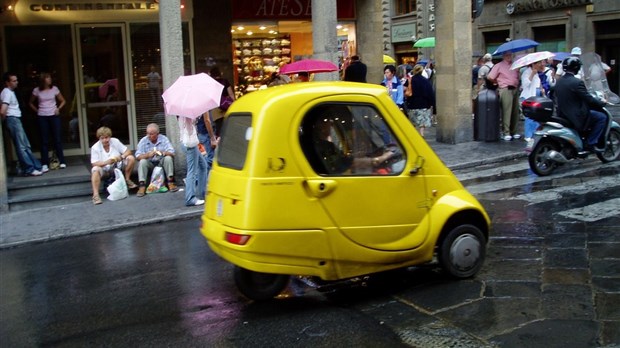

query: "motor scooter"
(523, 96), (620, 176)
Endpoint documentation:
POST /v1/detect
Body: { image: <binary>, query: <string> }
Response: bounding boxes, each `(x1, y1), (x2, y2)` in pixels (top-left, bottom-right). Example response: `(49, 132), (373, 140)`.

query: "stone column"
(0, 121), (7, 213)
(434, 0), (473, 144)
(357, 0), (384, 84)
(311, 0), (339, 81)
(159, 0), (186, 174)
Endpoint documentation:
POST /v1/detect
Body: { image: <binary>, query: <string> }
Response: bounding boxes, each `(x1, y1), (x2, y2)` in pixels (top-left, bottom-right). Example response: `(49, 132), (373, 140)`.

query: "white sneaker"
(513, 134), (522, 140)
(41, 165), (49, 173)
(526, 138), (535, 148)
(503, 135), (512, 141)
(59, 163), (67, 169)
(29, 169), (43, 176)
(194, 199), (205, 206)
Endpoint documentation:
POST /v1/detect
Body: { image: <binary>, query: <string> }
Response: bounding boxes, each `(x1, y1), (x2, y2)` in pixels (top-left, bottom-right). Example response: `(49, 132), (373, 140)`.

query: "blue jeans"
(4, 116), (41, 174)
(198, 132), (215, 186)
(38, 115), (65, 165)
(587, 110), (607, 147)
(184, 145), (207, 206)
(521, 97), (540, 139)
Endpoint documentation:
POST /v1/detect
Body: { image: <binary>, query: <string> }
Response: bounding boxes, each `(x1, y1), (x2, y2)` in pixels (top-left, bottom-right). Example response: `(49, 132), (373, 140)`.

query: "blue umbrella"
(492, 39), (540, 55)
(552, 52), (571, 61)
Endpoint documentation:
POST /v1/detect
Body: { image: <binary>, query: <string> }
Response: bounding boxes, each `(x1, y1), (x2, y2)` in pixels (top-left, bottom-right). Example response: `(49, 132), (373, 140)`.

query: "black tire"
(438, 224), (486, 279)
(528, 139), (560, 176)
(233, 266), (290, 301)
(596, 129), (620, 163)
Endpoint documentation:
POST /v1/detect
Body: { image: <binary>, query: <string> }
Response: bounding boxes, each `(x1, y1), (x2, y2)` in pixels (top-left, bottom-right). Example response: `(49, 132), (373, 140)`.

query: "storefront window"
(231, 21), (355, 93)
(4, 25), (76, 151)
(533, 25), (566, 53)
(130, 23), (191, 140)
(394, 0), (416, 15)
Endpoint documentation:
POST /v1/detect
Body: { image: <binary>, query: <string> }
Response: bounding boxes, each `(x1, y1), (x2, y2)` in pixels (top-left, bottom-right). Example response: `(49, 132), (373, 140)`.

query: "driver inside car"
(554, 56), (608, 152)
(309, 112), (396, 175)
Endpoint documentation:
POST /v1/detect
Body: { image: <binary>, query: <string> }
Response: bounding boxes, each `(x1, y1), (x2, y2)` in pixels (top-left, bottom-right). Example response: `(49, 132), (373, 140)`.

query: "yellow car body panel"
(201, 82), (490, 281)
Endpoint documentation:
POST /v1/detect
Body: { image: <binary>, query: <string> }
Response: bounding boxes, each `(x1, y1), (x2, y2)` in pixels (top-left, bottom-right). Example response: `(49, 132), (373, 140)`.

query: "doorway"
(76, 24), (133, 150)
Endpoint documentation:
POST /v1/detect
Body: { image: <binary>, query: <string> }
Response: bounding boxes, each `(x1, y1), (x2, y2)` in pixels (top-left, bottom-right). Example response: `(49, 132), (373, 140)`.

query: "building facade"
(1, 0), (382, 173)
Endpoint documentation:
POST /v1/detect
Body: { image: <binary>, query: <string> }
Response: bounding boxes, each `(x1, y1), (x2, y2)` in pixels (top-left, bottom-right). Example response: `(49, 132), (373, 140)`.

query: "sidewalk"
(0, 126), (527, 249)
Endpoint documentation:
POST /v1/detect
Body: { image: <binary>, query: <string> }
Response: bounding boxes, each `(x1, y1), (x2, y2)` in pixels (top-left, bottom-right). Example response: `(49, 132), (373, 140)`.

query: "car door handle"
(305, 179), (337, 198)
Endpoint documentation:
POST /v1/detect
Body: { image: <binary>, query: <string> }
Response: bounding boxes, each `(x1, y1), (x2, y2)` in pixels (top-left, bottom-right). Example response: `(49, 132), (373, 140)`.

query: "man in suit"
(554, 57), (607, 152)
(344, 55), (367, 83)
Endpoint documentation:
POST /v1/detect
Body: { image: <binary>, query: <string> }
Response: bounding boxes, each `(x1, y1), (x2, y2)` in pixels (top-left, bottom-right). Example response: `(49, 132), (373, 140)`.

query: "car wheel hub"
(450, 234), (481, 271)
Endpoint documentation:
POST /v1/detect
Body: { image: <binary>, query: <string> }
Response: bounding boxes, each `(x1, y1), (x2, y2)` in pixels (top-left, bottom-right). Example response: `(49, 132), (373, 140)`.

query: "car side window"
(300, 104), (406, 176)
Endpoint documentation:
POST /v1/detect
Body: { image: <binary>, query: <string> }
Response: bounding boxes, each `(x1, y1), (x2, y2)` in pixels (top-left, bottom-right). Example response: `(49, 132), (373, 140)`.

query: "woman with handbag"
(180, 117), (207, 206)
(29, 72), (67, 172)
(209, 66), (235, 137)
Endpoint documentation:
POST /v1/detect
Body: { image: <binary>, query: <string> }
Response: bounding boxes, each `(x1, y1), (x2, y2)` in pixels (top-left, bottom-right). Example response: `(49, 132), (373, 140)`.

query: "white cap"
(483, 53), (492, 61)
(571, 47), (582, 56)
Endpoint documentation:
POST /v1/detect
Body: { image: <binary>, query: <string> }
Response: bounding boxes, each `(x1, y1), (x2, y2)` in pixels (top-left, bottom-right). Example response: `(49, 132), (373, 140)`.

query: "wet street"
(1, 159), (619, 347)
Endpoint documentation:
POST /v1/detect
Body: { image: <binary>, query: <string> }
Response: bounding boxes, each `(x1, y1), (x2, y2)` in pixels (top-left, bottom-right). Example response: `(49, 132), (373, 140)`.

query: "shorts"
(91, 160), (124, 177)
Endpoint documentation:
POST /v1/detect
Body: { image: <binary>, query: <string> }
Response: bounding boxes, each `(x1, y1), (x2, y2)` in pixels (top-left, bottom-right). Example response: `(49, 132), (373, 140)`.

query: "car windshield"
(217, 113), (252, 170)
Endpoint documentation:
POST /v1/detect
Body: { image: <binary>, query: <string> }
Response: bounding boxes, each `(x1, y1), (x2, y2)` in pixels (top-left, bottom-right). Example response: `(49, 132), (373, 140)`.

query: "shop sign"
(506, 0), (593, 15)
(232, 0), (355, 20)
(9, 0), (192, 23)
(428, 1), (435, 33)
(391, 22), (416, 43)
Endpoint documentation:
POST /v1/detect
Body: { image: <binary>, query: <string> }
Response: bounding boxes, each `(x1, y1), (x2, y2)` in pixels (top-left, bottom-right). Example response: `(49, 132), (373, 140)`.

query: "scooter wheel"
(438, 224), (486, 279)
(234, 266), (290, 301)
(596, 129), (620, 163)
(528, 139), (560, 176)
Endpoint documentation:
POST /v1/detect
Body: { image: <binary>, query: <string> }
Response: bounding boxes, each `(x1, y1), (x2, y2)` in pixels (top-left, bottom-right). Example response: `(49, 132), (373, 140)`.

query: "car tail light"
(225, 232), (251, 245)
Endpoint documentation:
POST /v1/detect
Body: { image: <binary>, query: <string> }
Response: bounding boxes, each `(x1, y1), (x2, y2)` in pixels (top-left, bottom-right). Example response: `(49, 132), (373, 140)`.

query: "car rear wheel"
(234, 266), (290, 301)
(438, 225), (486, 279)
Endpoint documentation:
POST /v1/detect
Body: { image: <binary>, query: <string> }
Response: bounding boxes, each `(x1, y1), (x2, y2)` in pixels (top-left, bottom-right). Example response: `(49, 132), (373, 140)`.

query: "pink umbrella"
(98, 78), (118, 100)
(162, 73), (224, 119)
(511, 51), (555, 70)
(279, 59), (338, 75)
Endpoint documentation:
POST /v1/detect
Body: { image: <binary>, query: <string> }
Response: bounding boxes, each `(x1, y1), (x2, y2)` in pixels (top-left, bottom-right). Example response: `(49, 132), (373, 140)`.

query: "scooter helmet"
(562, 57), (582, 75)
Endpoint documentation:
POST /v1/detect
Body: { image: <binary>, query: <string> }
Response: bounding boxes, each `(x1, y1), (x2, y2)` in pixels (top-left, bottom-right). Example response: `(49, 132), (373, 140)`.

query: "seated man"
(554, 57), (607, 152)
(90, 126), (137, 205)
(135, 123), (178, 197)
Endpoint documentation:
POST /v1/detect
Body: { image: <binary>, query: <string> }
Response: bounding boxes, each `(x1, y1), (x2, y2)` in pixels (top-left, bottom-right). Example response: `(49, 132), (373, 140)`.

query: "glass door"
(76, 25), (132, 149)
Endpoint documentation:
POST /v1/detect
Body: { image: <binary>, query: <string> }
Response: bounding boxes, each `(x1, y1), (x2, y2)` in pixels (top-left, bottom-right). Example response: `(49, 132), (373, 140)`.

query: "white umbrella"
(510, 51), (555, 70)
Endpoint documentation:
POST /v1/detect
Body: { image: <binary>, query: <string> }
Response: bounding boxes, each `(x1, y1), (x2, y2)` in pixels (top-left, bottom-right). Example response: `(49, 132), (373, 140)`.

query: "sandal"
(92, 195), (102, 205)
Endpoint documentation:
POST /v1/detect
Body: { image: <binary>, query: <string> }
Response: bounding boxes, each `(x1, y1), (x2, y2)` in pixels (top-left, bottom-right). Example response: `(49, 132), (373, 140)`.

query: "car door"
(298, 98), (430, 251)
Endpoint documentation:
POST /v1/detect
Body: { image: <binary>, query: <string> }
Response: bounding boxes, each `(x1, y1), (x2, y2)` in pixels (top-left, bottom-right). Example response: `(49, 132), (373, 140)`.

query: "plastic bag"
(107, 168), (128, 201)
(146, 166), (168, 194)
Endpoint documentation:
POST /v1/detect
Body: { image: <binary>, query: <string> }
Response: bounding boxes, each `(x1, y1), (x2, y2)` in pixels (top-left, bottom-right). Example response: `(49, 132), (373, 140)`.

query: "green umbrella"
(413, 37), (435, 48)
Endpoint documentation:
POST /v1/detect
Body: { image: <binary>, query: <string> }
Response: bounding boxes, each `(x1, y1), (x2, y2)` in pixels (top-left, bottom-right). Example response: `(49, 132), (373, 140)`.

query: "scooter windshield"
(580, 52), (620, 104)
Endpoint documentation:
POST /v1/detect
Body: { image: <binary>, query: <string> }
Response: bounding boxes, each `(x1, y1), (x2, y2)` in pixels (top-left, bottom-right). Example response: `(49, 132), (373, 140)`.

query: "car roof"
(231, 81), (388, 113)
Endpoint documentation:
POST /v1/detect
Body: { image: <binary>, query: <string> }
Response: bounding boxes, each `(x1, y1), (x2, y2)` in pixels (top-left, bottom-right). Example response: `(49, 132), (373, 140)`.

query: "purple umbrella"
(552, 52), (571, 61)
(492, 39), (540, 56)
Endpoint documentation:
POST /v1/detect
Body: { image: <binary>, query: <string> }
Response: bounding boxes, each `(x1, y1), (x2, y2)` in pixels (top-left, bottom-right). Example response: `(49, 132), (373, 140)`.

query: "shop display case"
(233, 35), (291, 93)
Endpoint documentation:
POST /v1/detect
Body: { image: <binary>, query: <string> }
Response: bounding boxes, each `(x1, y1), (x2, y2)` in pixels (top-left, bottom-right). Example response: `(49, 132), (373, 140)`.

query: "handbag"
(219, 95), (233, 111)
(405, 76), (413, 97)
(49, 152), (60, 170)
(107, 168), (128, 201)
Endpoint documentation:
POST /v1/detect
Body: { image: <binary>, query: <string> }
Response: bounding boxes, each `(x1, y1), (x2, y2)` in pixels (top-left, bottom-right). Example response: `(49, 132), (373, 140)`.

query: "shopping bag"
(146, 166), (169, 194)
(107, 168), (128, 201)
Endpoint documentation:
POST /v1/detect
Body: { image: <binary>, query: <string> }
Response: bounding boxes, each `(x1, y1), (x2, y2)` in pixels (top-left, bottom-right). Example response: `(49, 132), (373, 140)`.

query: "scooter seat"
(549, 116), (573, 128)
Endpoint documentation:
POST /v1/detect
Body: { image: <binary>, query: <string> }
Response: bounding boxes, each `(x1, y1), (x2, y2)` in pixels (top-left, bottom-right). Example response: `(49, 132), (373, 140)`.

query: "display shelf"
(232, 35), (291, 93)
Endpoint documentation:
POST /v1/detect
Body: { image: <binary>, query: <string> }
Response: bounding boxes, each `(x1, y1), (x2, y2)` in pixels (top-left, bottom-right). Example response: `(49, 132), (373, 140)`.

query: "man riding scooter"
(554, 56), (608, 153)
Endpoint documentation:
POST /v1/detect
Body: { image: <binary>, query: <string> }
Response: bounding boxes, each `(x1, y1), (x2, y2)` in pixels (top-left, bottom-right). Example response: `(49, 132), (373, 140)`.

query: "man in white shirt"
(1, 72), (43, 176)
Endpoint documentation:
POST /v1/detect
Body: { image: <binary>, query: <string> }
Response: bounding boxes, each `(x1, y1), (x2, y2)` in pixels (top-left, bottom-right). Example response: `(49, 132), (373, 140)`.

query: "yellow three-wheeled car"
(201, 82), (490, 300)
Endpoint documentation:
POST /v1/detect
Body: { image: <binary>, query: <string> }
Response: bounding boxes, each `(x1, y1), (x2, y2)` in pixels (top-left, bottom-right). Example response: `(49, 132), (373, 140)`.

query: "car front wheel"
(438, 224), (486, 279)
